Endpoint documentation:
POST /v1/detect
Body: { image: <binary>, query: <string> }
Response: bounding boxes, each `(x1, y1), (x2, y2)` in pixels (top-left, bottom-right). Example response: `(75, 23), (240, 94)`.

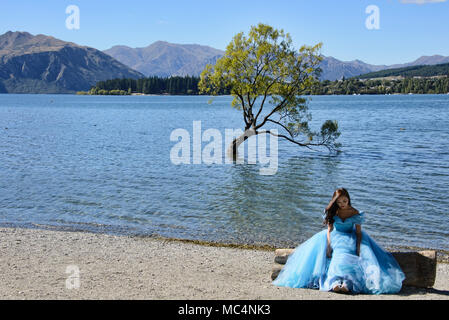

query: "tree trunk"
(271, 248), (437, 288)
(227, 128), (257, 161)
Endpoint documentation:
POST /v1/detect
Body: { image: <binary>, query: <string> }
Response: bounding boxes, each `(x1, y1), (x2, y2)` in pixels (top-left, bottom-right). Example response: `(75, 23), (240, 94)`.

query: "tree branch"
(259, 129), (333, 151)
(254, 73), (283, 124)
(236, 92), (250, 127)
(255, 86), (293, 130)
(266, 119), (294, 138)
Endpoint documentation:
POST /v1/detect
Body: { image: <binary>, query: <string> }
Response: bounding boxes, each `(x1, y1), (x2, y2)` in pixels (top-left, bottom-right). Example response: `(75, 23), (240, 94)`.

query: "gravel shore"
(1, 227), (448, 300)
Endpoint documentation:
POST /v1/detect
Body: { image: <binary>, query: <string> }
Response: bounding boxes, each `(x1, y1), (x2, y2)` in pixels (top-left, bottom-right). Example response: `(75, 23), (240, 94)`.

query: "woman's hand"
(326, 191), (340, 211)
(326, 189), (342, 211)
(334, 189), (342, 199)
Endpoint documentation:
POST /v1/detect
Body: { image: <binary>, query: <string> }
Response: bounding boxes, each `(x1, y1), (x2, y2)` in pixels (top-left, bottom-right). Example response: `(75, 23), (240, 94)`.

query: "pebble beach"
(0, 227), (448, 300)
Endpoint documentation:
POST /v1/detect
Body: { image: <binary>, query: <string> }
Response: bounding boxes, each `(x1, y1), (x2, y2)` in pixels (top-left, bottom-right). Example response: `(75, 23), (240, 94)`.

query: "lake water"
(0, 94), (448, 251)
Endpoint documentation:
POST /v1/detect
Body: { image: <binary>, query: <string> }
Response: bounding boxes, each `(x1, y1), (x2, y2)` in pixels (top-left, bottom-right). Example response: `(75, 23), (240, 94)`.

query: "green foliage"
(304, 76), (449, 95)
(198, 23), (341, 153)
(357, 63), (449, 79)
(320, 120), (341, 149)
(90, 75), (205, 95)
(88, 74), (448, 98)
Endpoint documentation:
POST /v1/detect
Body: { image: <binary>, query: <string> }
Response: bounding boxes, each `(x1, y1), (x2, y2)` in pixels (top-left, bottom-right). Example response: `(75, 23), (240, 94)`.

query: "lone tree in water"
(198, 23), (341, 160)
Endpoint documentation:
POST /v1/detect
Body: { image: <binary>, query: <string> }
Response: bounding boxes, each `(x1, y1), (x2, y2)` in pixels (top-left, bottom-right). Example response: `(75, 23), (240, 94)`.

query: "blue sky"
(1, 0), (448, 65)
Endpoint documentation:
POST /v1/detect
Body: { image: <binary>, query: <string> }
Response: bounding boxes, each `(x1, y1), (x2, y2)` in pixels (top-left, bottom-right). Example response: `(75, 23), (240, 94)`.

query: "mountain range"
(104, 41), (223, 78)
(1, 30), (448, 93)
(104, 42), (449, 81)
(0, 31), (143, 93)
(318, 55), (449, 81)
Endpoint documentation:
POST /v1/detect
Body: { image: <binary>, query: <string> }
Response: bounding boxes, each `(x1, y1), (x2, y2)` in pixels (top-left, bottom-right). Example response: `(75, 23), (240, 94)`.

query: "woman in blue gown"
(272, 188), (405, 294)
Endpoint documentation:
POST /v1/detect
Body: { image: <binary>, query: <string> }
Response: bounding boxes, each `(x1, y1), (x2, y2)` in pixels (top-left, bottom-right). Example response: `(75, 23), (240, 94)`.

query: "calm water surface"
(0, 94), (448, 251)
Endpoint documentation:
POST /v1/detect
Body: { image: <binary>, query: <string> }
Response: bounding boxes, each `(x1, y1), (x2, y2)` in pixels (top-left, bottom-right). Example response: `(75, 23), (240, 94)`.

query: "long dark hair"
(323, 188), (351, 226)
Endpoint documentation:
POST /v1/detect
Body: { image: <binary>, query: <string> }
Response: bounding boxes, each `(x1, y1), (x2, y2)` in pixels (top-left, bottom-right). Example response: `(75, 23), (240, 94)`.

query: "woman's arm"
(325, 189), (341, 211)
(326, 223), (333, 258)
(355, 224), (362, 256)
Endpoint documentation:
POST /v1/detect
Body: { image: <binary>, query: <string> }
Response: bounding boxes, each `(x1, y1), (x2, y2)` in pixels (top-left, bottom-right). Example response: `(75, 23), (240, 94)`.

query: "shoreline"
(2, 92), (449, 96)
(1, 226), (448, 300)
(3, 221), (449, 263)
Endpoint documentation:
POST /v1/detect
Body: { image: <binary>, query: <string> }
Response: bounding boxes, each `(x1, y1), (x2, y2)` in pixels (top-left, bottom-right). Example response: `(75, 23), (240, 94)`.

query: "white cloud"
(400, 0), (447, 4)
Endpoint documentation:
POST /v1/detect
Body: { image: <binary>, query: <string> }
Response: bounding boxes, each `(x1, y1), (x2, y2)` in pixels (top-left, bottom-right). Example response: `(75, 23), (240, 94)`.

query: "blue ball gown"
(272, 212), (405, 294)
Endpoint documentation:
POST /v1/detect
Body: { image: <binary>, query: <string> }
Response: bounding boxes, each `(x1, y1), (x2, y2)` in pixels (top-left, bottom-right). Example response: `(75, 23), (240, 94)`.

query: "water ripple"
(0, 94), (448, 251)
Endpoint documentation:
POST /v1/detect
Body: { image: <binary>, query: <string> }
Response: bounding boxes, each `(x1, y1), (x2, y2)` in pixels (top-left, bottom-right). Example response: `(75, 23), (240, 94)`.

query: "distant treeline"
(87, 76), (230, 95)
(84, 75), (449, 96)
(305, 77), (449, 95)
(357, 63), (449, 79)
